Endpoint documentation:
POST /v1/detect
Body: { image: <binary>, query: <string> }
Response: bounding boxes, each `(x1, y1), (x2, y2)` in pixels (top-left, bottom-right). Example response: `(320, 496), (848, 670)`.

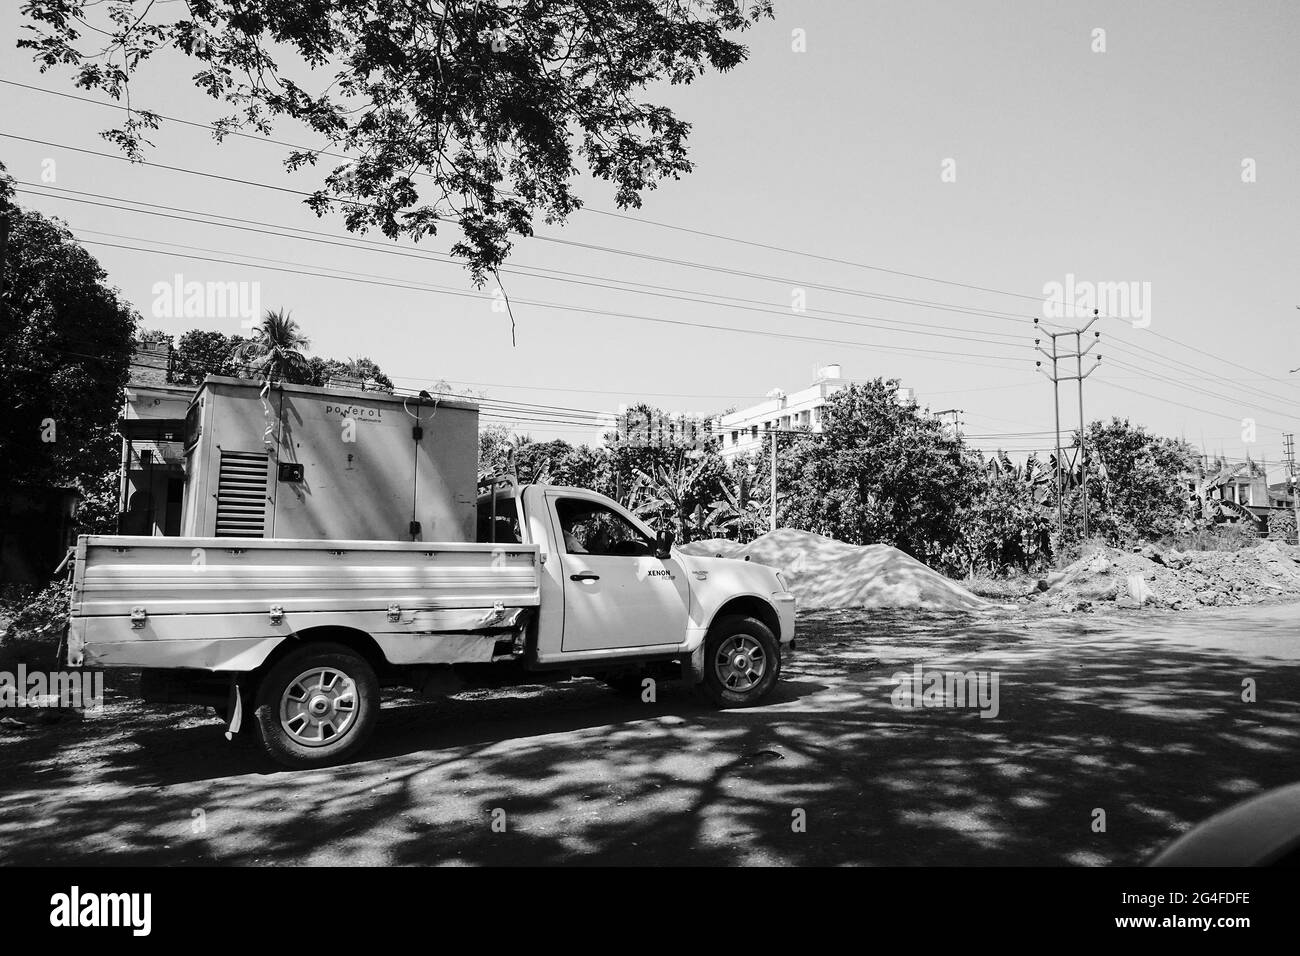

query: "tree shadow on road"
(2, 608), (1298, 866)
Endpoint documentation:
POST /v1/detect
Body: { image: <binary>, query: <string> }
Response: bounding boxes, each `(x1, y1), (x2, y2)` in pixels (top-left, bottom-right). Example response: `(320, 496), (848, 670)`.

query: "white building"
(715, 365), (916, 461)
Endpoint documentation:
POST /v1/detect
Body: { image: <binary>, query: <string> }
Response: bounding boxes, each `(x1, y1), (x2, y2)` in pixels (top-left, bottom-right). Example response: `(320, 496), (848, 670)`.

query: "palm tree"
(233, 308), (312, 384)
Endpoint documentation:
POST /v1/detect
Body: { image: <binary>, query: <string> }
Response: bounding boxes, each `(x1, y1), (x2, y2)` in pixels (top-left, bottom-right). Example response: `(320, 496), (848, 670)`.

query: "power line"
(14, 182), (1037, 344)
(47, 210), (1031, 355)
(0, 77), (1069, 307)
(9, 105), (1291, 415)
(1104, 356), (1293, 424)
(11, 131), (1285, 410)
(72, 234), (1031, 369)
(1, 132), (1062, 334)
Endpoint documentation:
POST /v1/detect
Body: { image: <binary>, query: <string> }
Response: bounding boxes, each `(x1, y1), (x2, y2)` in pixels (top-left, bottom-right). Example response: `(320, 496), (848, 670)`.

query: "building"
(715, 365), (916, 461)
(1191, 455), (1297, 536)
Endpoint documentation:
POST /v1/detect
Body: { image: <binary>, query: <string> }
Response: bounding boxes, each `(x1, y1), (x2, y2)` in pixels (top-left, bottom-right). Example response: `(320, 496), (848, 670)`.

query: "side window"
(555, 498), (652, 557)
(477, 505), (522, 544)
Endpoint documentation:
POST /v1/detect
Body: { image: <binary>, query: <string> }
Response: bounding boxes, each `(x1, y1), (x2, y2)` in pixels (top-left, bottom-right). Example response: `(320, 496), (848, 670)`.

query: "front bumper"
(774, 592), (796, 647)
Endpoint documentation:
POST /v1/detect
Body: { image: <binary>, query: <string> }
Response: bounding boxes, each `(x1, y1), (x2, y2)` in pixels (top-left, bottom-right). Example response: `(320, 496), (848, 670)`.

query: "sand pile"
(1037, 540), (1300, 611)
(680, 528), (991, 611)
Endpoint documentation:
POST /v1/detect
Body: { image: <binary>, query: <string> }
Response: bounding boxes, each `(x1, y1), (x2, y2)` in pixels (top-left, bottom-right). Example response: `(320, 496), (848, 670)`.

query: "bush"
(0, 578), (70, 645)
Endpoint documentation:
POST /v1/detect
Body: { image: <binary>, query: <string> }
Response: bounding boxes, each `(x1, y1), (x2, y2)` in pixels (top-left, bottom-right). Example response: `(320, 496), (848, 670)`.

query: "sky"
(2, 0), (1298, 473)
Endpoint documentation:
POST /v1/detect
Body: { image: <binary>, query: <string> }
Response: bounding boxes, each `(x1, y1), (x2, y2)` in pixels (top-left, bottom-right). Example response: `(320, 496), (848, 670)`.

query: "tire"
(699, 615), (781, 708)
(252, 643), (379, 769)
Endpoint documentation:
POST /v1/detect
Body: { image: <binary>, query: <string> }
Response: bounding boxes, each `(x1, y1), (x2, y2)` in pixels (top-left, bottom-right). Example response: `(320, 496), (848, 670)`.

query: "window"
(555, 498), (653, 557)
(476, 504), (522, 544)
(731, 430), (739, 446)
(751, 425), (758, 439)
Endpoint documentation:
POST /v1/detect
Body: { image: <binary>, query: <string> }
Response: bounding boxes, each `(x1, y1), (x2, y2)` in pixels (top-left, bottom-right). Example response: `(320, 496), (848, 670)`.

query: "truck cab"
(480, 481), (795, 668)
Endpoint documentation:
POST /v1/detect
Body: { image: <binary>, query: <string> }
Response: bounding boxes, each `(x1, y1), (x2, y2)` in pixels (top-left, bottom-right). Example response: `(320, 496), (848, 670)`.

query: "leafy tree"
(172, 328), (247, 384)
(308, 355), (395, 391)
(1061, 418), (1198, 548)
(780, 380), (977, 568)
(960, 451), (1055, 575)
(21, 0), (774, 282)
(233, 308), (312, 384)
(479, 434), (612, 493)
(0, 162), (137, 556)
(478, 423), (513, 480)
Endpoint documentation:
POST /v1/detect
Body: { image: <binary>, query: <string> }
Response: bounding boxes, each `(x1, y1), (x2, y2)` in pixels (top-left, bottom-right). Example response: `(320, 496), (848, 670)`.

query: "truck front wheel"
(253, 644), (379, 769)
(699, 615), (781, 708)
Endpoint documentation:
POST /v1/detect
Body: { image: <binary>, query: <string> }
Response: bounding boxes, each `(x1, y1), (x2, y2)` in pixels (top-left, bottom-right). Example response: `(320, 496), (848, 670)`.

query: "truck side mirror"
(654, 529), (675, 559)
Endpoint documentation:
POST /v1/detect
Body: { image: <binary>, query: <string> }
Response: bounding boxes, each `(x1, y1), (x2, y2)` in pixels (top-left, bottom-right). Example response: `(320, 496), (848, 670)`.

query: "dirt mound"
(1038, 541), (1300, 611)
(682, 528), (991, 611)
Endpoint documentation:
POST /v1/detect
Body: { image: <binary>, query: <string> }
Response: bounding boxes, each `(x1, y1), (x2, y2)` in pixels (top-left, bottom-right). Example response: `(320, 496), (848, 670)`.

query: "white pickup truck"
(68, 481), (795, 767)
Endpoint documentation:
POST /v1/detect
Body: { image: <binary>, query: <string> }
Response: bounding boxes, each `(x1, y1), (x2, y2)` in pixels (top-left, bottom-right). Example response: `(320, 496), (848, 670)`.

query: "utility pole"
(1075, 327), (1090, 539)
(1035, 311), (1102, 541)
(0, 213), (8, 300)
(933, 408), (964, 440)
(1285, 433), (1298, 544)
(770, 425), (778, 532)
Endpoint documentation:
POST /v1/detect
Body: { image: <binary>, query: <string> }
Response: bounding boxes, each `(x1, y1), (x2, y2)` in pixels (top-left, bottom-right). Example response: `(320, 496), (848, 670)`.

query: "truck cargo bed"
(68, 535), (541, 670)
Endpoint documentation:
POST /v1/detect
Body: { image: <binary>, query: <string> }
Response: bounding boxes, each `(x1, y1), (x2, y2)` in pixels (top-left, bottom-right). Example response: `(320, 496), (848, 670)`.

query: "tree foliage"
(780, 380), (977, 566)
(232, 307), (312, 383)
(960, 452), (1055, 575)
(0, 162), (137, 505)
(1061, 418), (1199, 548)
(307, 355), (395, 391)
(20, 0), (774, 282)
(171, 328), (247, 384)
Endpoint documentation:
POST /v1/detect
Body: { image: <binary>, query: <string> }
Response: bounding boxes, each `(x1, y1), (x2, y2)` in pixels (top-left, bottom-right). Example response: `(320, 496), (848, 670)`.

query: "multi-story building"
(715, 365), (916, 461)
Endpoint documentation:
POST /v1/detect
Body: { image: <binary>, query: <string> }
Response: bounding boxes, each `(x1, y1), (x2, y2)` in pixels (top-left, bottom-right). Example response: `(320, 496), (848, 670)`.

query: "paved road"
(2, 603), (1298, 865)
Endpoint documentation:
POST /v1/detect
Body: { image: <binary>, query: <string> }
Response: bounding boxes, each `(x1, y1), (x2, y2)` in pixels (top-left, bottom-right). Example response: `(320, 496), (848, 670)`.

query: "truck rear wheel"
(253, 643), (379, 769)
(699, 615), (781, 708)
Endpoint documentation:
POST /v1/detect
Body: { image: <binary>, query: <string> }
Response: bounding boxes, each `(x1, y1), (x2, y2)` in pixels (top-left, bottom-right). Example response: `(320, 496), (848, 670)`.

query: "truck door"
(552, 494), (689, 652)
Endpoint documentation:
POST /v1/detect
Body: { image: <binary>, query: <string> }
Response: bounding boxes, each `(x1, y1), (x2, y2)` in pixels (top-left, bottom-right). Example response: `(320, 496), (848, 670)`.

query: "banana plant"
(705, 470), (767, 541)
(631, 456), (712, 542)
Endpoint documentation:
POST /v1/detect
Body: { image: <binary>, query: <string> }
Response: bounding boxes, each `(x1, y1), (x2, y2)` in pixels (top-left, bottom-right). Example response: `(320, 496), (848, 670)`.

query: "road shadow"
(1, 607), (1298, 866)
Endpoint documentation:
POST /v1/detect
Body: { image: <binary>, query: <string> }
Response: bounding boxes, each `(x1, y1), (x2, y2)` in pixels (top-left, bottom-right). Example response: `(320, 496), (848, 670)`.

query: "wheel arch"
(258, 625), (390, 676)
(706, 595), (781, 641)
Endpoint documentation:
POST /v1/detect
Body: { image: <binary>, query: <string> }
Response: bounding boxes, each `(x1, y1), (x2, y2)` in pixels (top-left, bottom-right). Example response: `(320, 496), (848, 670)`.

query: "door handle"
(570, 572), (600, 581)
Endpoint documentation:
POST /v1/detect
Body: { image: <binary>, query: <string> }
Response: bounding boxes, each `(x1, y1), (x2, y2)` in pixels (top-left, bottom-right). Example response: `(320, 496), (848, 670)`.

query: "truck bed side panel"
(70, 536), (540, 670)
